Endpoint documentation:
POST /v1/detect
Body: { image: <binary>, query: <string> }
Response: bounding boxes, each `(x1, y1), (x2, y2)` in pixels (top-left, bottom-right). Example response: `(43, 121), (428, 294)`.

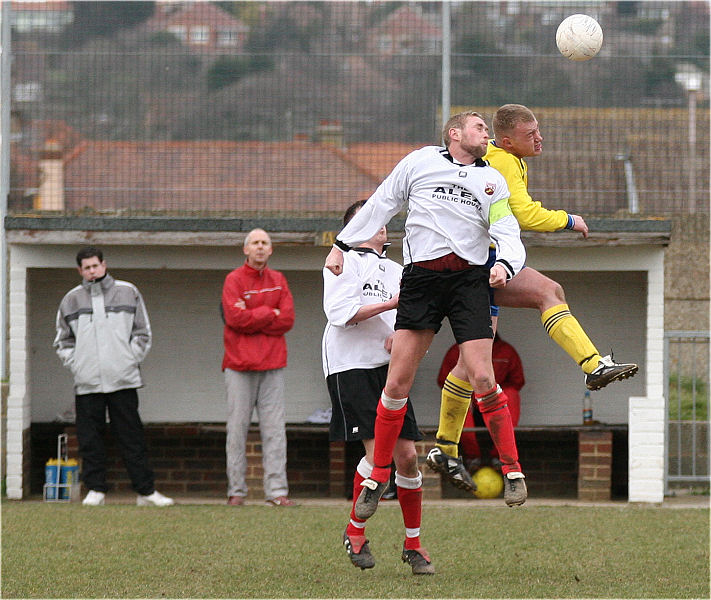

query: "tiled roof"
(61, 140), (380, 214)
(146, 2), (248, 32)
(9, 106), (709, 216)
(10, 119), (85, 189)
(11, 1), (72, 12)
(29, 119), (84, 153)
(372, 4), (441, 38)
(344, 142), (420, 181)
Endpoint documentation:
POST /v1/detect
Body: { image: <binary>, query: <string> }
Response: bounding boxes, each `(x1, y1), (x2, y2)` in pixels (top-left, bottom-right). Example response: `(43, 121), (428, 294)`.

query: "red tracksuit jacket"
(221, 262), (295, 372)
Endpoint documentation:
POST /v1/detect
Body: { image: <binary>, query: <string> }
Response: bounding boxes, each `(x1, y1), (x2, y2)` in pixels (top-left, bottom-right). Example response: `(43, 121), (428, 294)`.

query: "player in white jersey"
(324, 111), (528, 520)
(323, 200), (433, 575)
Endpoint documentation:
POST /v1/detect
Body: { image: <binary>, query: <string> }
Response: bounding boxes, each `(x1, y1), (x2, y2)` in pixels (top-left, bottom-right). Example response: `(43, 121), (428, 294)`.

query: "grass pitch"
(2, 500), (709, 598)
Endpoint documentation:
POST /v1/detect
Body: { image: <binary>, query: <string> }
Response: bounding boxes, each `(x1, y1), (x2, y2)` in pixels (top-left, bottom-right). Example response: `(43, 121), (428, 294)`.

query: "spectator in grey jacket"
(54, 246), (173, 507)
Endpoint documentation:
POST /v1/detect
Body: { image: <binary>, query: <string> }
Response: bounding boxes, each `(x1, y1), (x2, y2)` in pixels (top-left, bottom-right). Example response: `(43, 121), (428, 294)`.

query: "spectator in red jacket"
(437, 333), (525, 471)
(222, 229), (296, 506)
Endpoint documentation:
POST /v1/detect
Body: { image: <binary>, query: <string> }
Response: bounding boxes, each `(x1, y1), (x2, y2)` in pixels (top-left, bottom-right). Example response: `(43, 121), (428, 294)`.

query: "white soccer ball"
(556, 14), (603, 61)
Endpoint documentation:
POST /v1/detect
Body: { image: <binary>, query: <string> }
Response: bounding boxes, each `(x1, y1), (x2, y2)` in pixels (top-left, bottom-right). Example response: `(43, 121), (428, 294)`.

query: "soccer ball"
(556, 14), (603, 61)
(472, 466), (504, 499)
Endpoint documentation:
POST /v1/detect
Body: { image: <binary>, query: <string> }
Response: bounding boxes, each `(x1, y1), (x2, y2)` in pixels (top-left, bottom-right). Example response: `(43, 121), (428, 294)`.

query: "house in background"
(144, 1), (249, 52)
(10, 0), (73, 33)
(368, 4), (442, 55)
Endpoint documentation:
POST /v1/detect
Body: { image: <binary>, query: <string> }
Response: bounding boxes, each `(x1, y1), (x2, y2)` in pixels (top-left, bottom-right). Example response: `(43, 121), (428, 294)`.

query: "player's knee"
(393, 446), (418, 475)
(476, 385), (508, 413)
(539, 277), (566, 305)
(470, 372), (496, 393)
(383, 381), (411, 400)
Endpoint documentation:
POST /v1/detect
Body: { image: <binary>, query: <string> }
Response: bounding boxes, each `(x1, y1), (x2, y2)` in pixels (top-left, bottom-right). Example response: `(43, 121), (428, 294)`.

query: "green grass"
(2, 501), (709, 598)
(668, 375), (709, 420)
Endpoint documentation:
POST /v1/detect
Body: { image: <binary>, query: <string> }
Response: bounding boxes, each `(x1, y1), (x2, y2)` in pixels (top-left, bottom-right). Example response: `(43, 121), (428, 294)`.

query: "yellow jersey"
(485, 141), (570, 232)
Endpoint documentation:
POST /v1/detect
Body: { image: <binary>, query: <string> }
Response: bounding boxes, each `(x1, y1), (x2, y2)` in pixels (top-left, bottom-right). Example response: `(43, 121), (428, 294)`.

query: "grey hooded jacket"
(54, 273), (152, 394)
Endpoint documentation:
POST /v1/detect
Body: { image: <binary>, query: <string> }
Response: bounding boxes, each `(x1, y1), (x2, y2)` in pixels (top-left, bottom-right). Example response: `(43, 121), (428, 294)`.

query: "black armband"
(334, 239), (352, 252)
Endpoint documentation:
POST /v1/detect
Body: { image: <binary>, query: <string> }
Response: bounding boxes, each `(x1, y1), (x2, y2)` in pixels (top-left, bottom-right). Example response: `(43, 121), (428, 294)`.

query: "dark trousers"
(75, 388), (155, 495)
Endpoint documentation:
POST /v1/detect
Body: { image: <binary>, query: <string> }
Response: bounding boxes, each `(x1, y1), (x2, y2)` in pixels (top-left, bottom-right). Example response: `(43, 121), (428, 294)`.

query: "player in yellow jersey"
(432, 105), (638, 502)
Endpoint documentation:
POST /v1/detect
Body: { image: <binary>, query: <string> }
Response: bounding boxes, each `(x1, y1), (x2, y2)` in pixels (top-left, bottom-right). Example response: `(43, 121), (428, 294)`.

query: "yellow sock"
(541, 304), (601, 374)
(435, 373), (473, 458)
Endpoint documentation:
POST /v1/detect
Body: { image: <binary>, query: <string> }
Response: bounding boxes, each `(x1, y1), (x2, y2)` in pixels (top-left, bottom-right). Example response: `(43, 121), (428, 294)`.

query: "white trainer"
(82, 490), (106, 506)
(136, 490), (175, 507)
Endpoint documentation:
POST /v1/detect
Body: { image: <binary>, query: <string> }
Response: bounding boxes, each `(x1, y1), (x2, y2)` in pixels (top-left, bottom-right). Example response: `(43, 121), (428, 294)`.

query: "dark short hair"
(343, 199), (368, 226)
(76, 246), (103, 266)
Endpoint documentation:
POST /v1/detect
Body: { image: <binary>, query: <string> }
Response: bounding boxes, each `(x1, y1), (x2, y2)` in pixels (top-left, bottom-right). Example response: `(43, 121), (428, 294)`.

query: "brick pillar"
(578, 430), (612, 501)
(415, 440), (441, 499)
(245, 430), (264, 499)
(329, 441), (346, 498)
(63, 426), (80, 460)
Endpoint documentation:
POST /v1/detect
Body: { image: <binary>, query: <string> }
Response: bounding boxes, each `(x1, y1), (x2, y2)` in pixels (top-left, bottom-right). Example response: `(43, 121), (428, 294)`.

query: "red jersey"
(437, 337), (525, 391)
(221, 262), (295, 372)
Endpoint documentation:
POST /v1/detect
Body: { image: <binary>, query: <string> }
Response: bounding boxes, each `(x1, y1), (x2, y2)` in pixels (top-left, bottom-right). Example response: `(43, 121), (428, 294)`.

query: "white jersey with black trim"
(336, 146), (525, 278)
(322, 247), (402, 377)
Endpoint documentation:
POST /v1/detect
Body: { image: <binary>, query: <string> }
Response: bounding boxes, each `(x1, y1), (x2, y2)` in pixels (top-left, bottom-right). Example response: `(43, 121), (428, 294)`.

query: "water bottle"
(582, 390), (593, 425)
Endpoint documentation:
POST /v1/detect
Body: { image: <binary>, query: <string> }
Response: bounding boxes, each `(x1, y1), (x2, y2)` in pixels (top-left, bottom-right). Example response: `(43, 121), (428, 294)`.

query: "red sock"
(398, 484), (422, 550)
(458, 405), (481, 460)
(371, 398), (408, 482)
(476, 386), (521, 474)
(346, 468), (368, 536)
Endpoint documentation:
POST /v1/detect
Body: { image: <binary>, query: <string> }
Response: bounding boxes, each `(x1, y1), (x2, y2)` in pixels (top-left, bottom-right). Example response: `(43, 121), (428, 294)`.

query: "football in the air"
(472, 466), (504, 499)
(556, 14), (603, 61)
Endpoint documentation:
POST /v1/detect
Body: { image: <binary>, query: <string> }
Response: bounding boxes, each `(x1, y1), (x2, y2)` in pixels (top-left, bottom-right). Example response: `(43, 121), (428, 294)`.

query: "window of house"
(217, 29), (239, 46)
(167, 25), (186, 42)
(190, 26), (210, 44)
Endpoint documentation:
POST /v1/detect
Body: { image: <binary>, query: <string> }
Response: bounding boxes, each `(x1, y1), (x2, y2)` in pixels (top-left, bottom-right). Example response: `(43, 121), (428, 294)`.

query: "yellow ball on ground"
(472, 466), (504, 499)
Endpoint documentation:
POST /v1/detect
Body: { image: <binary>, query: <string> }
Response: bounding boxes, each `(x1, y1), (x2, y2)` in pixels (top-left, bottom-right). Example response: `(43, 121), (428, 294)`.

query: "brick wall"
(30, 423), (628, 500)
(441, 428), (628, 500)
(442, 430), (579, 499)
(578, 430), (613, 501)
(32, 423), (333, 499)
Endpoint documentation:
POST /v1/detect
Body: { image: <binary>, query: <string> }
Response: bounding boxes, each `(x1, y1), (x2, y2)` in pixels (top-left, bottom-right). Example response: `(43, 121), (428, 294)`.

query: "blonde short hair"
(492, 104), (536, 137)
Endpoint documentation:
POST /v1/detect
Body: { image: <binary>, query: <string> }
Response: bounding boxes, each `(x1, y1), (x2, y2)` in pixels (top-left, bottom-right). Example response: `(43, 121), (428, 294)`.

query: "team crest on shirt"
(484, 182), (496, 195)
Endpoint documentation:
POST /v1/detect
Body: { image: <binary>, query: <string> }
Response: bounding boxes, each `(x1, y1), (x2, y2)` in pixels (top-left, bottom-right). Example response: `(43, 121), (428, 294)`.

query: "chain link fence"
(5, 1), (709, 217)
(664, 331), (710, 492)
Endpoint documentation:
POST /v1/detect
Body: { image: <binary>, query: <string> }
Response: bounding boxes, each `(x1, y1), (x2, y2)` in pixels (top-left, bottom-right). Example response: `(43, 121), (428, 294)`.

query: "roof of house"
(11, 1), (72, 12)
(371, 4), (441, 39)
(344, 142), (419, 181)
(145, 2), (248, 33)
(9, 106), (709, 217)
(59, 140), (379, 215)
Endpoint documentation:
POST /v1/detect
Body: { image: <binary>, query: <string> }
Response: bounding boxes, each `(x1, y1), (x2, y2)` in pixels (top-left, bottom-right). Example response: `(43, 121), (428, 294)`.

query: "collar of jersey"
(353, 244), (390, 258)
(439, 148), (487, 168)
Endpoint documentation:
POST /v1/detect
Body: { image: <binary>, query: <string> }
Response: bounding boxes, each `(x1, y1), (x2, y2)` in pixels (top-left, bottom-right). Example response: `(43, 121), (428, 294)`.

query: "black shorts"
(327, 364), (423, 442)
(395, 264), (493, 344)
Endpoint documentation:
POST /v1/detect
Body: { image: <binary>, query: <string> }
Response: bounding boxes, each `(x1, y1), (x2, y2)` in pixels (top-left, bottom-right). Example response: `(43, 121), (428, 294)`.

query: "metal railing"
(664, 331), (710, 490)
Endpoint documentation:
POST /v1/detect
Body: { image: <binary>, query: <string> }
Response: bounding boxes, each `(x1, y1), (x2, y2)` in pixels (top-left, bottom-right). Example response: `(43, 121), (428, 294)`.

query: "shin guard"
(435, 373), (473, 458)
(371, 398), (408, 482)
(476, 385), (521, 474)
